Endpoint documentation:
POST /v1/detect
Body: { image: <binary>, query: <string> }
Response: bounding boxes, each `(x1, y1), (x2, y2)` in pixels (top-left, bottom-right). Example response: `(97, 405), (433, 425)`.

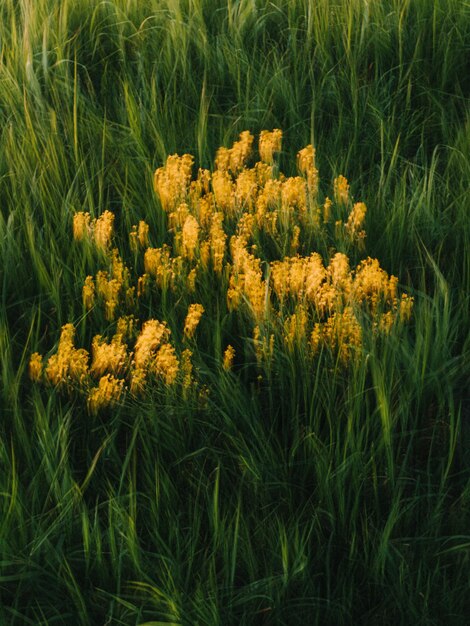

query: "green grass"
(0, 0), (469, 624)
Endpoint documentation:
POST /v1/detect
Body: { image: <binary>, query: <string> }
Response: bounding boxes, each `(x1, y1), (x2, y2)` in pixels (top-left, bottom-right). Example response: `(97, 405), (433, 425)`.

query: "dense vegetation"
(0, 1), (469, 624)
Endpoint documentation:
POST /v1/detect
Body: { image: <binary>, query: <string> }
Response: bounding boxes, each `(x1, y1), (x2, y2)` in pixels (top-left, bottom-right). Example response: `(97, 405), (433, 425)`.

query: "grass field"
(0, 0), (469, 624)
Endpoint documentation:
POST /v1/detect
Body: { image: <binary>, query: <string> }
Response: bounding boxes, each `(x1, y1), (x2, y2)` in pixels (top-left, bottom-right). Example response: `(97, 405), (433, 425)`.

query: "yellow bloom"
(134, 319), (170, 369)
(144, 246), (172, 288)
(283, 305), (308, 350)
(212, 170), (235, 214)
(137, 273), (149, 298)
(324, 306), (362, 364)
(44, 324), (89, 387)
(229, 130), (254, 172)
(378, 311), (394, 334)
(399, 293), (413, 322)
(259, 129), (282, 164)
(73, 212), (91, 241)
(181, 348), (193, 391)
(90, 333), (128, 377)
(323, 197), (332, 223)
(223, 345), (235, 370)
(310, 324), (322, 354)
(215, 146), (231, 171)
(154, 343), (179, 385)
(116, 315), (135, 340)
(328, 253), (352, 297)
(297, 144), (319, 196)
(334, 175), (349, 206)
(182, 214), (200, 261)
(95, 271), (121, 320)
(154, 154), (194, 212)
(183, 303), (204, 339)
(130, 367), (146, 396)
(138, 220), (149, 247)
(209, 213), (226, 274)
(235, 168), (258, 210)
(29, 352), (43, 381)
(281, 177), (307, 212)
(82, 276), (95, 310)
(93, 210), (114, 251)
(88, 374), (124, 414)
(345, 202), (367, 243)
(187, 268), (197, 292)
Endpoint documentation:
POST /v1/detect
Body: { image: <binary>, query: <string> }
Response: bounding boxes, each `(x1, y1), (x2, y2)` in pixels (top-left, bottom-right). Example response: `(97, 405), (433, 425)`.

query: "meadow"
(0, 0), (469, 624)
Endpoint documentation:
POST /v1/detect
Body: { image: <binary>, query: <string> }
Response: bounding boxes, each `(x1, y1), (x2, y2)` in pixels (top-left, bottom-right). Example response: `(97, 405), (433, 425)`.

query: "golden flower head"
(93, 210), (115, 251)
(334, 175), (349, 206)
(223, 345), (235, 370)
(153, 343), (179, 385)
(82, 276), (95, 310)
(87, 374), (124, 414)
(134, 319), (170, 369)
(90, 333), (128, 378)
(182, 214), (200, 260)
(183, 303), (204, 339)
(29, 352), (43, 382)
(154, 153), (194, 212)
(73, 212), (91, 241)
(259, 129), (282, 164)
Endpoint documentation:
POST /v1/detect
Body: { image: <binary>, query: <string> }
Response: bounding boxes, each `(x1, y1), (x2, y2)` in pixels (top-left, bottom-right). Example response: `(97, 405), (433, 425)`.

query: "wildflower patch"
(31, 130), (413, 411)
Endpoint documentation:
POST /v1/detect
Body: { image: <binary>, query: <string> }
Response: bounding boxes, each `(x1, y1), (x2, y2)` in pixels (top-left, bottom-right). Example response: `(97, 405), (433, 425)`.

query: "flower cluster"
(30, 316), (197, 413)
(73, 210), (115, 251)
(31, 130), (413, 410)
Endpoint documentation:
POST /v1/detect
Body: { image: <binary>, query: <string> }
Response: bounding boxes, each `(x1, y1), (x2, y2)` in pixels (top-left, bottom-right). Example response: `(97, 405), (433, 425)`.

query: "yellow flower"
(345, 202), (367, 243)
(324, 306), (362, 364)
(297, 144), (319, 196)
(235, 168), (258, 210)
(229, 130), (254, 172)
(88, 374), (124, 414)
(90, 333), (128, 377)
(283, 305), (308, 350)
(130, 367), (146, 395)
(187, 268), (197, 292)
(82, 276), (95, 310)
(138, 220), (149, 247)
(183, 303), (204, 339)
(44, 324), (89, 387)
(154, 343), (179, 385)
(116, 316), (135, 340)
(399, 293), (413, 322)
(181, 348), (193, 392)
(137, 273), (149, 298)
(93, 210), (115, 251)
(144, 246), (172, 288)
(310, 324), (322, 355)
(154, 154), (194, 212)
(95, 271), (122, 320)
(259, 129), (282, 164)
(73, 212), (91, 241)
(209, 213), (226, 274)
(182, 215), (200, 261)
(134, 319), (170, 369)
(212, 170), (235, 214)
(281, 177), (307, 212)
(334, 175), (349, 206)
(29, 352), (43, 381)
(215, 146), (231, 171)
(328, 253), (352, 298)
(223, 345), (235, 370)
